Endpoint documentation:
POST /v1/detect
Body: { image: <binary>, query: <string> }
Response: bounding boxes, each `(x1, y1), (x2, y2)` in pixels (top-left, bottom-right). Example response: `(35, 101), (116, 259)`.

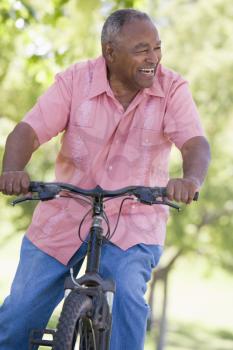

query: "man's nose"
(146, 49), (160, 64)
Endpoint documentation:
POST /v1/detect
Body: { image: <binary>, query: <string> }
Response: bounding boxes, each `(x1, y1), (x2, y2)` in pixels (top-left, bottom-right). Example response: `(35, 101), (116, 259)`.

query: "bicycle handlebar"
(11, 181), (199, 210)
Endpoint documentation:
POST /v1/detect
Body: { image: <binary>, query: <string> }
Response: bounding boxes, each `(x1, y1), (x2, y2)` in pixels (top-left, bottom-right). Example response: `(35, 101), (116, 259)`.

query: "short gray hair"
(101, 9), (151, 46)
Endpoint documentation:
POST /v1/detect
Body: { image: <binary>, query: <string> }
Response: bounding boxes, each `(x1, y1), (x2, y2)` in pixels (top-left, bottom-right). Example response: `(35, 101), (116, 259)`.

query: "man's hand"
(0, 171), (30, 195)
(166, 136), (210, 204)
(166, 177), (199, 204)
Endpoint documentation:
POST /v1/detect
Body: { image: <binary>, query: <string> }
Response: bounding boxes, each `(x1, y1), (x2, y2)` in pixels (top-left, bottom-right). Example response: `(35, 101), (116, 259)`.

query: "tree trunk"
(147, 249), (184, 350)
(156, 276), (168, 350)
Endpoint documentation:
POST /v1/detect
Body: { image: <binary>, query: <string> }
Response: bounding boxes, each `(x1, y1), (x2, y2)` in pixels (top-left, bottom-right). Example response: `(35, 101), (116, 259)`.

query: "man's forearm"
(166, 136), (210, 203)
(2, 122), (39, 172)
(0, 122), (39, 195)
(181, 136), (211, 186)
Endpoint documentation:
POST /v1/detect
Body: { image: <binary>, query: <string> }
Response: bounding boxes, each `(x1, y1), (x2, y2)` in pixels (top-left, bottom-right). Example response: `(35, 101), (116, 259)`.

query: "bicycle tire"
(53, 292), (96, 350)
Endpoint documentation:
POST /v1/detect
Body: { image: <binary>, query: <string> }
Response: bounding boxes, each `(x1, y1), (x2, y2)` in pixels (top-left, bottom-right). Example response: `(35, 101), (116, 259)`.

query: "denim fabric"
(0, 236), (163, 350)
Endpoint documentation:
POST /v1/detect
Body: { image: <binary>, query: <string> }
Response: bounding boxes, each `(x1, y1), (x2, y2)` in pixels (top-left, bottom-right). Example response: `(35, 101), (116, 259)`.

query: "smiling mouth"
(138, 67), (156, 78)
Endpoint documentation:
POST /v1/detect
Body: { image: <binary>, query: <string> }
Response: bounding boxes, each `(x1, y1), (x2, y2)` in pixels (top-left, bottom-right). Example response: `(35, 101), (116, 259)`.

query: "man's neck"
(109, 76), (140, 111)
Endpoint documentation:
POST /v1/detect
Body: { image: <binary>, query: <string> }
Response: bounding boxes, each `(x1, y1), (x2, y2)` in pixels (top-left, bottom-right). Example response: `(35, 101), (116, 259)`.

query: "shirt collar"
(88, 56), (111, 99)
(88, 57), (165, 99)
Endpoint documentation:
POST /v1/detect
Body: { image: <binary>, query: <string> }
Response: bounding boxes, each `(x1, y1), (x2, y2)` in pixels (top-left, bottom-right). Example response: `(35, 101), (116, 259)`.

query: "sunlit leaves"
(149, 0), (233, 273)
(0, 0), (232, 274)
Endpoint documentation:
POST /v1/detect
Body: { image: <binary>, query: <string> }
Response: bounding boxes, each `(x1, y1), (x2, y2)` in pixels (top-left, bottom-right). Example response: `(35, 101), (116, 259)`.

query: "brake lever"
(136, 193), (181, 211)
(12, 195), (37, 206)
(12, 188), (60, 206)
(161, 199), (181, 211)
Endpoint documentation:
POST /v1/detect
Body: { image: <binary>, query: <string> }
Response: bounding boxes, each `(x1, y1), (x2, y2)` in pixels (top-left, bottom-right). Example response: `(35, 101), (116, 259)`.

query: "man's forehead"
(118, 18), (159, 40)
(117, 25), (160, 50)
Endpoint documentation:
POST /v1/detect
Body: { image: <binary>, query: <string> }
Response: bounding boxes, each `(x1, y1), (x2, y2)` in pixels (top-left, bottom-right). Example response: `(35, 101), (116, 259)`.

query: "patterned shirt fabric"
(23, 56), (204, 265)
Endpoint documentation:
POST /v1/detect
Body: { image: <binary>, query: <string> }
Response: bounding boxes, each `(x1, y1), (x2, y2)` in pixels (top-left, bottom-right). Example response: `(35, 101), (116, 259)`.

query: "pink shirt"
(23, 56), (204, 265)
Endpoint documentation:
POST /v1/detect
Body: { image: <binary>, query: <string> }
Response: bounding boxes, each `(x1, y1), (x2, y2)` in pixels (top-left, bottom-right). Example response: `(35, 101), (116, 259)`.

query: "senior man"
(0, 8), (210, 350)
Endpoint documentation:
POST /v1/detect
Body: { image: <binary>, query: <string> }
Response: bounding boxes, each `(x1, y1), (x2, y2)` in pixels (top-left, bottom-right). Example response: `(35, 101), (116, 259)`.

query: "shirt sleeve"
(163, 78), (205, 149)
(22, 67), (73, 145)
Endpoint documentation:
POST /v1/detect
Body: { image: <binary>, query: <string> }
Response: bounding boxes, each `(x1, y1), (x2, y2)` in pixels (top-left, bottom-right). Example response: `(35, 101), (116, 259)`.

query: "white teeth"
(139, 68), (154, 74)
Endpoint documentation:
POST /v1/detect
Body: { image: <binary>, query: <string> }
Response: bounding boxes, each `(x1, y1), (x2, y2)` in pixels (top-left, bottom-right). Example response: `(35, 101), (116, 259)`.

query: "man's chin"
(138, 80), (154, 90)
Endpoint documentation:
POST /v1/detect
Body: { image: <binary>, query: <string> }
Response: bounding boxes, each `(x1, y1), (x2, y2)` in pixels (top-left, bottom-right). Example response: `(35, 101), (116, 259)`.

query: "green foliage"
(0, 0), (233, 275)
(157, 0), (233, 273)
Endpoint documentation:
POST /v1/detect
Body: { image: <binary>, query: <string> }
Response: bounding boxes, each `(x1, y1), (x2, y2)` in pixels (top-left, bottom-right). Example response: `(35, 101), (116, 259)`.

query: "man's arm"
(0, 122), (39, 195)
(166, 136), (211, 204)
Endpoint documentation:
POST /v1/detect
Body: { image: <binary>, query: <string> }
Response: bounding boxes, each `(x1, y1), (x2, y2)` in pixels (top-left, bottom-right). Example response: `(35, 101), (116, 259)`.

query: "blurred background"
(0, 0), (233, 349)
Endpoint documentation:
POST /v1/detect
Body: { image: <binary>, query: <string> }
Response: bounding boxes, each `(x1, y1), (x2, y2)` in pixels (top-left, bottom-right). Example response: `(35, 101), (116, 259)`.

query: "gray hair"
(101, 9), (151, 46)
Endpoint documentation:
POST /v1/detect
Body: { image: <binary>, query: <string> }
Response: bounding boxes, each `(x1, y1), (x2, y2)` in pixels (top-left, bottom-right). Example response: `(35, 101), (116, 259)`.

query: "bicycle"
(12, 181), (198, 350)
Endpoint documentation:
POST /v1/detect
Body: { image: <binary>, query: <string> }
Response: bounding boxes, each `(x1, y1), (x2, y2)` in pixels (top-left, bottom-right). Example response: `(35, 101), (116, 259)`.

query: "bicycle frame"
(29, 196), (115, 350)
(65, 194), (115, 290)
(86, 195), (105, 274)
(63, 195), (115, 350)
(17, 181), (197, 349)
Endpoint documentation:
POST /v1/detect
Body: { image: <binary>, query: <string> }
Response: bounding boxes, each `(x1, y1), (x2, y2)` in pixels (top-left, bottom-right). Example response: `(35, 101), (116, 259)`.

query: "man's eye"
(154, 47), (161, 50)
(136, 50), (148, 53)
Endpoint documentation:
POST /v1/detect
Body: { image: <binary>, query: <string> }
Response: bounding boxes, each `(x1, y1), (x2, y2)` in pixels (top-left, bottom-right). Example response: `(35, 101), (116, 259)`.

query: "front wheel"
(53, 292), (96, 350)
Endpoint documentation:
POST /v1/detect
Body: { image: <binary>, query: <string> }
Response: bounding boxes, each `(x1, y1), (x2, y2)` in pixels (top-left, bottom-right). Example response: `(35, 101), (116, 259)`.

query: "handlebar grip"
(28, 181), (61, 201)
(29, 181), (44, 192)
(160, 188), (199, 201)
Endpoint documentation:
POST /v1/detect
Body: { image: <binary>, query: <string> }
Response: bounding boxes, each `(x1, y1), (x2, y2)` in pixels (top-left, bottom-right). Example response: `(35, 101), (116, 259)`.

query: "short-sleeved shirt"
(23, 56), (204, 265)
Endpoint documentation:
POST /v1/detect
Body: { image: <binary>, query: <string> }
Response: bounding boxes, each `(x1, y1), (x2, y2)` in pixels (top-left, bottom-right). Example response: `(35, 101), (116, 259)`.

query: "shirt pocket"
(61, 125), (90, 160)
(71, 100), (96, 128)
(140, 129), (167, 147)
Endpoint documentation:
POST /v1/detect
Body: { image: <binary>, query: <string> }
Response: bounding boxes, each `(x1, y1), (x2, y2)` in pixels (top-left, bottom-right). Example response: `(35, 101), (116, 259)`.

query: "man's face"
(107, 19), (162, 91)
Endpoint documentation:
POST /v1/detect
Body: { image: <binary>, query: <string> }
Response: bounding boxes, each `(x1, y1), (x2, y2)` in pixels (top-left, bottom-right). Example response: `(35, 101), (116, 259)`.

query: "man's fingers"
(12, 178), (22, 195)
(0, 171), (30, 195)
(21, 176), (30, 194)
(187, 190), (197, 204)
(6, 181), (14, 195)
(173, 183), (182, 202)
(166, 182), (175, 200)
(181, 187), (189, 204)
(166, 178), (199, 204)
(167, 180), (182, 202)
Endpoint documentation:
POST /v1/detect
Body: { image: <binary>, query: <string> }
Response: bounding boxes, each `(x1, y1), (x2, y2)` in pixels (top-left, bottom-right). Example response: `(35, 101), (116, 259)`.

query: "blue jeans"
(0, 236), (163, 350)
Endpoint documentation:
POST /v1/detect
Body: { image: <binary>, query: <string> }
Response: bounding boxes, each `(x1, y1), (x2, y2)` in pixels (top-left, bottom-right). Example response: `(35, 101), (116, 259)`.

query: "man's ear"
(103, 43), (115, 63)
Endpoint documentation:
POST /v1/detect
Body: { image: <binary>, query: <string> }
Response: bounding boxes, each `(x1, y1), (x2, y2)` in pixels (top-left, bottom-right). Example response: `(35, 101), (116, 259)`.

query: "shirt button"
(108, 165), (113, 171)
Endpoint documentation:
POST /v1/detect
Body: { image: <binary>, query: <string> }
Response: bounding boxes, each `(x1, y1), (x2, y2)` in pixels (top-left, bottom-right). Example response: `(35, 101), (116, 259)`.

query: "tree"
(0, 0), (152, 242)
(0, 1), (232, 349)
(146, 1), (233, 348)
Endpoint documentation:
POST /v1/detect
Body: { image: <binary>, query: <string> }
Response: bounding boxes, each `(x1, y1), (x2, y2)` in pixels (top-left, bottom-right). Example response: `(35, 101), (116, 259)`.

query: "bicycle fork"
(65, 214), (115, 309)
(64, 213), (116, 349)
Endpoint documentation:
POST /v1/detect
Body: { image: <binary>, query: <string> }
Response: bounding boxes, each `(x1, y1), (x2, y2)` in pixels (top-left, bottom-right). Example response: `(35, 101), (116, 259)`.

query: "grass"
(145, 321), (233, 350)
(37, 319), (233, 350)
